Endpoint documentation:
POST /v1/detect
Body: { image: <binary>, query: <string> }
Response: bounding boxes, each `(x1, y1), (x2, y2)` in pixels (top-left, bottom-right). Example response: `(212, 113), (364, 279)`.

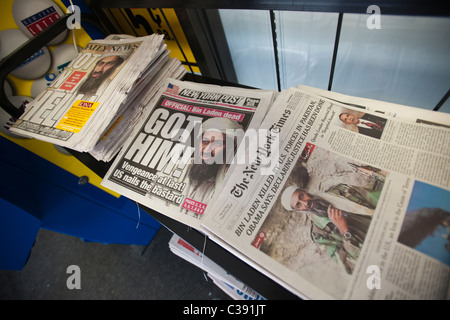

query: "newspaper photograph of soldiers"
(251, 144), (386, 298)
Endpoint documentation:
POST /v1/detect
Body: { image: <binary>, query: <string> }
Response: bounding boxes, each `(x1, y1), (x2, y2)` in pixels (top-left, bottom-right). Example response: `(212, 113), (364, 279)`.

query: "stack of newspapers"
(10, 34), (186, 161)
(101, 78), (450, 300)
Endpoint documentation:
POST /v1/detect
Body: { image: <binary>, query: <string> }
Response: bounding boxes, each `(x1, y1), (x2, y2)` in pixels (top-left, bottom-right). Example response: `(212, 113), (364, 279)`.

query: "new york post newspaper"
(101, 78), (276, 230)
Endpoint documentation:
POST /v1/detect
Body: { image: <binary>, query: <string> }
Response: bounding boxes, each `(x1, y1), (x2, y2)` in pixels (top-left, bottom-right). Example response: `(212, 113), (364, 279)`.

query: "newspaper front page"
(201, 87), (450, 300)
(101, 79), (276, 229)
(10, 35), (166, 152)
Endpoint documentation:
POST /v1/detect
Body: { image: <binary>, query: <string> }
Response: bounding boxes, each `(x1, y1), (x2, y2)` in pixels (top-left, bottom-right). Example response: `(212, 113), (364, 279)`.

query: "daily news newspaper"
(10, 34), (166, 152)
(201, 87), (450, 300)
(101, 78), (276, 229)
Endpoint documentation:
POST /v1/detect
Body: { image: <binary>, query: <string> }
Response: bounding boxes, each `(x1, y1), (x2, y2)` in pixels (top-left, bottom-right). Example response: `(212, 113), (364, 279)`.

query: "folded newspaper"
(101, 78), (276, 229)
(200, 87), (450, 300)
(89, 57), (187, 162)
(9, 34), (170, 153)
(100, 77), (450, 299)
(168, 234), (265, 300)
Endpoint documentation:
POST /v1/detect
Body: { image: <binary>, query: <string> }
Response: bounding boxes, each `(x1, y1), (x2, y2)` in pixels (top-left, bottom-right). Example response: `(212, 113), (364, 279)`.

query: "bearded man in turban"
(182, 117), (244, 217)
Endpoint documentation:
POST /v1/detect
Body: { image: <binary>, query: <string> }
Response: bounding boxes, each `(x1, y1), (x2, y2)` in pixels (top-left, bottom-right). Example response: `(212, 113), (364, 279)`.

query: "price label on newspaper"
(56, 100), (99, 133)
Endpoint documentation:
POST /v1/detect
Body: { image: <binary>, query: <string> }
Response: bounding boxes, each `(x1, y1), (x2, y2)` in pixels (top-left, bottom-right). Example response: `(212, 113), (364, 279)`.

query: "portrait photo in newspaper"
(76, 46), (134, 99)
(336, 108), (388, 140)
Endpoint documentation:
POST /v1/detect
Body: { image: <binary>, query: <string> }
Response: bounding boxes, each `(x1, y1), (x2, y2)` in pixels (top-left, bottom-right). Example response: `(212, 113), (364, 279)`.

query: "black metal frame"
(180, 8), (237, 81)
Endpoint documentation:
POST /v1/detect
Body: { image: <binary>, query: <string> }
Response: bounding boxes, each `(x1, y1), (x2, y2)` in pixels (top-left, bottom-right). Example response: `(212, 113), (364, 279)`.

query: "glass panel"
(333, 14), (450, 110)
(275, 11), (338, 90)
(218, 9), (277, 90)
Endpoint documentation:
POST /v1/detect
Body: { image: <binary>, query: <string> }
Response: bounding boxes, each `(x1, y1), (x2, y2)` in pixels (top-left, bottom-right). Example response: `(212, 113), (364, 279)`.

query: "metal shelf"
(85, 0), (450, 16)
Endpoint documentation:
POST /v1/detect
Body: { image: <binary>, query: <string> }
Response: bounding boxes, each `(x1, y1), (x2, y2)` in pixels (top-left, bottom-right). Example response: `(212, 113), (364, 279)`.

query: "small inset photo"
(337, 108), (387, 139)
(398, 181), (450, 266)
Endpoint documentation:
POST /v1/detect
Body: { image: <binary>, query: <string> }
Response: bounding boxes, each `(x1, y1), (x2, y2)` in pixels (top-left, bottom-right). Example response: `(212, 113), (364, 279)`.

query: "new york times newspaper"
(10, 34), (166, 152)
(101, 78), (276, 229)
(201, 87), (450, 300)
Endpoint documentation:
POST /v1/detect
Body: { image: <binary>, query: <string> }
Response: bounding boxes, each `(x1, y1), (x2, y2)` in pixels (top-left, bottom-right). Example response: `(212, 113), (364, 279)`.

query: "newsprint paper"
(201, 87), (450, 300)
(10, 34), (166, 152)
(101, 79), (276, 229)
(168, 234), (266, 300)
